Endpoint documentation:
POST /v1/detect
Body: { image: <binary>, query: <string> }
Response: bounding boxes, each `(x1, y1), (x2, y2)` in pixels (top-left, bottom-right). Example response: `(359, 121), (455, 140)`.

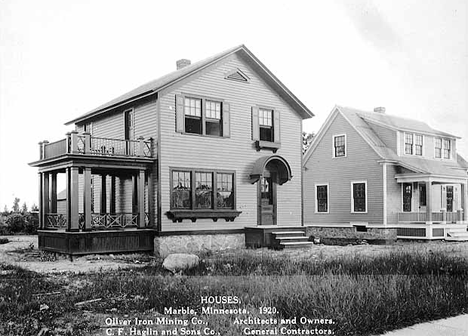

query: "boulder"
(163, 253), (200, 273)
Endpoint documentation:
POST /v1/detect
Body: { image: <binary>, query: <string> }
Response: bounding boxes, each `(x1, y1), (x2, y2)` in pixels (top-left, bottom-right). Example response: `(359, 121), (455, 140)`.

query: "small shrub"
(0, 237), (9, 244)
(6, 213), (26, 233)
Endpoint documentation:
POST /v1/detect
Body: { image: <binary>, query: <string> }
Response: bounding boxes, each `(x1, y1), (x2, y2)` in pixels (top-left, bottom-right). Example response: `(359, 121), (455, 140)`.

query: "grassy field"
(1, 248), (467, 336)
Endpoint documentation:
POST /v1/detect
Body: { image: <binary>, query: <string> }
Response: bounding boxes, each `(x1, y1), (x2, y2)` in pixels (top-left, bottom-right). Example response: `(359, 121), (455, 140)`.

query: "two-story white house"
(303, 105), (468, 240)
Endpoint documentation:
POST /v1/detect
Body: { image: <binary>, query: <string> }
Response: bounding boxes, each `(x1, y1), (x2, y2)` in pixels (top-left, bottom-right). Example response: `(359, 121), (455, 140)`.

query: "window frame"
(332, 134), (347, 158)
(180, 94), (225, 137)
(258, 107), (274, 142)
(351, 180), (367, 213)
(315, 183), (329, 214)
(443, 138), (451, 159)
(434, 138), (442, 158)
(169, 167), (237, 212)
(414, 134), (423, 156)
(404, 132), (414, 155)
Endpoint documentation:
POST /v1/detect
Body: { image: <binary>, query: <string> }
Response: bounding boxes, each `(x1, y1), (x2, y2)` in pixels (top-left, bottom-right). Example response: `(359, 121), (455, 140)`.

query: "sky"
(0, 0), (467, 210)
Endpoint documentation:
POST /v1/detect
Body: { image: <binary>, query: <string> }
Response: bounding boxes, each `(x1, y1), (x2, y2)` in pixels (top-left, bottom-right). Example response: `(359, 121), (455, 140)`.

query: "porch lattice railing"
(45, 212), (149, 230)
(398, 211), (462, 223)
(398, 212), (427, 222)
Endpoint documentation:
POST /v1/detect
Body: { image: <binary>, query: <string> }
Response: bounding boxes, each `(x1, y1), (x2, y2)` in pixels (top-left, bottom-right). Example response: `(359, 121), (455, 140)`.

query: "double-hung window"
(404, 133), (413, 155)
(405, 133), (423, 156)
(414, 134), (423, 156)
(351, 181), (367, 213)
(443, 139), (451, 159)
(259, 108), (274, 142)
(316, 184), (329, 213)
(176, 94), (230, 137)
(333, 135), (346, 157)
(435, 138), (442, 158)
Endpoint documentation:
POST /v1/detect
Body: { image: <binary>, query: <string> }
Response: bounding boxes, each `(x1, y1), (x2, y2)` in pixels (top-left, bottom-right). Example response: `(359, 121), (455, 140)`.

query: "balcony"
(38, 131), (154, 161)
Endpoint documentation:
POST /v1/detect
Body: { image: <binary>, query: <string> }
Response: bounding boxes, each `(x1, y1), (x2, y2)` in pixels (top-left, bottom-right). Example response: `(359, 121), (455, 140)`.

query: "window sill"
(166, 210), (242, 223)
(255, 140), (281, 153)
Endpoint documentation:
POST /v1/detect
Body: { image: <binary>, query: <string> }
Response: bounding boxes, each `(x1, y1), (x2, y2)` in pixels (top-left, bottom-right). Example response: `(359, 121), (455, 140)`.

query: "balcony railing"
(45, 212), (150, 230)
(39, 131), (154, 160)
(398, 211), (463, 223)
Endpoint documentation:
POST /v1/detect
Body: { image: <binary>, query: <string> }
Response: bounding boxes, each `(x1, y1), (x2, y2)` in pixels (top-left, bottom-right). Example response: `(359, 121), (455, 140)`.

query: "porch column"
(38, 173), (43, 229)
(110, 175), (116, 214)
(67, 167), (80, 231)
(148, 170), (154, 227)
(50, 173), (57, 213)
(83, 168), (92, 231)
(100, 174), (107, 214)
(132, 175), (138, 214)
(462, 182), (468, 222)
(42, 173), (50, 228)
(426, 181), (432, 224)
(137, 169), (146, 228)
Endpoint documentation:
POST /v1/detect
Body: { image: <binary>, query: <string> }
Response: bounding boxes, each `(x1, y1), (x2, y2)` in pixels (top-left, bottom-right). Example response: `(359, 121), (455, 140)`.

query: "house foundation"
(154, 233), (245, 257)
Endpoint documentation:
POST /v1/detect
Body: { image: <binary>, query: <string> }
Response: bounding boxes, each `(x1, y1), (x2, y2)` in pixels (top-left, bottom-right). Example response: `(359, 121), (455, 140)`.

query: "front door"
(446, 186), (454, 212)
(259, 172), (276, 225)
(403, 183), (412, 212)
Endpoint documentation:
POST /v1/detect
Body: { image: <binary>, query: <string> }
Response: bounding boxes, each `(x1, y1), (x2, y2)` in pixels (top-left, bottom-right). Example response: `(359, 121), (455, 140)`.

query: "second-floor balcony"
(37, 131), (154, 161)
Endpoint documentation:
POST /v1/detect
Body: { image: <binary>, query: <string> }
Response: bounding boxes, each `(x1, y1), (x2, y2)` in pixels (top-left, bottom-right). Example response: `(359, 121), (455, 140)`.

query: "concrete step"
(272, 231), (306, 238)
(446, 231), (468, 241)
(276, 236), (310, 243)
(280, 241), (314, 249)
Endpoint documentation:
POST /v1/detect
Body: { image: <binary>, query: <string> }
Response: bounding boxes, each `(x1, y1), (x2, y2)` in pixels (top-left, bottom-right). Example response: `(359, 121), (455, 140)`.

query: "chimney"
(374, 107), (386, 114)
(176, 59), (191, 70)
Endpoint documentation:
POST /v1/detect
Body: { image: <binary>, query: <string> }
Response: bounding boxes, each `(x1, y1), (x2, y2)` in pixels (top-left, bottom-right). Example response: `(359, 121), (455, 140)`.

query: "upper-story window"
(435, 138), (452, 159)
(259, 108), (274, 142)
(435, 138), (442, 158)
(443, 139), (451, 159)
(251, 106), (280, 152)
(83, 122), (93, 134)
(404, 133), (423, 156)
(333, 134), (346, 157)
(175, 94), (230, 137)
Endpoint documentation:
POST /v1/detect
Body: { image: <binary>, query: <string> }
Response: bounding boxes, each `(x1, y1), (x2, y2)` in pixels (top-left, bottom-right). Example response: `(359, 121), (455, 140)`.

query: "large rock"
(162, 253), (200, 273)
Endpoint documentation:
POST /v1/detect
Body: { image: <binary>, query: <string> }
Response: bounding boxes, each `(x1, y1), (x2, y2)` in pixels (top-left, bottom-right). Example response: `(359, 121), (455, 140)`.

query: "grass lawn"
(1, 248), (467, 336)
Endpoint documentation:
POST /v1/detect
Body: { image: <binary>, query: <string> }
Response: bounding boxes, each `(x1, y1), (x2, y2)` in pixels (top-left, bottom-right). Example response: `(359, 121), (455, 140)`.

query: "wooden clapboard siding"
(159, 53), (303, 232)
(367, 123), (397, 152)
(303, 112), (384, 225)
(386, 164), (401, 224)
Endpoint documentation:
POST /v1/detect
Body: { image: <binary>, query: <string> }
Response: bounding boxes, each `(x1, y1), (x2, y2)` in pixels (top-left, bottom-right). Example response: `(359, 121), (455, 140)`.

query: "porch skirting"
(394, 223), (467, 240)
(154, 233), (245, 257)
(38, 229), (155, 256)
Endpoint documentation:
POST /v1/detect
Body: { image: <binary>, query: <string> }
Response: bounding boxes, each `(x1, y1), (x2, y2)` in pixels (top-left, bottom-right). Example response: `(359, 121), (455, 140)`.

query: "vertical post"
(462, 182), (468, 222)
(41, 141), (49, 159)
(83, 168), (92, 231)
(65, 132), (71, 154)
(83, 132), (91, 154)
(68, 167), (80, 231)
(382, 163), (387, 225)
(50, 173), (57, 213)
(100, 174), (107, 214)
(42, 173), (50, 228)
(132, 175), (137, 214)
(426, 181), (432, 224)
(148, 170), (154, 227)
(70, 130), (78, 153)
(137, 169), (146, 228)
(38, 173), (43, 229)
(38, 142), (44, 160)
(110, 175), (116, 214)
(138, 136), (145, 157)
(441, 209), (447, 224)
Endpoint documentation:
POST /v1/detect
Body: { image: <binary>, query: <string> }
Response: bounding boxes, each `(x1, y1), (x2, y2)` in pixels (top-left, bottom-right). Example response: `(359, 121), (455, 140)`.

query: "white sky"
(0, 0), (467, 210)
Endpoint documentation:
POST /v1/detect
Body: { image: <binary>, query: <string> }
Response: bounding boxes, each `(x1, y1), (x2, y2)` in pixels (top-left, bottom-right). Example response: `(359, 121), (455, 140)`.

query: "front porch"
(29, 131), (156, 256)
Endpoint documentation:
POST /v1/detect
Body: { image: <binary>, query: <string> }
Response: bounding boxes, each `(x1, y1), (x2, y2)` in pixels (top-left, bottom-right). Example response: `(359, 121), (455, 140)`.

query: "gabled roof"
(66, 44), (313, 125)
(304, 105), (468, 179)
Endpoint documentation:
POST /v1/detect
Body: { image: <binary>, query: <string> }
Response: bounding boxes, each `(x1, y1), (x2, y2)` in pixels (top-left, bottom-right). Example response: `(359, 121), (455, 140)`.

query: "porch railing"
(45, 212), (150, 230)
(398, 211), (463, 223)
(39, 131), (154, 160)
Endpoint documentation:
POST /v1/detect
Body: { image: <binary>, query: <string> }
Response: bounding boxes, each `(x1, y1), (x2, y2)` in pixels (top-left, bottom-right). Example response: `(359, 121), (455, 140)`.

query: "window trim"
(315, 183), (329, 214)
(351, 180), (367, 213)
(168, 167), (240, 222)
(434, 138), (442, 158)
(443, 138), (451, 159)
(434, 137), (452, 160)
(414, 134), (423, 156)
(332, 134), (347, 158)
(404, 132), (425, 156)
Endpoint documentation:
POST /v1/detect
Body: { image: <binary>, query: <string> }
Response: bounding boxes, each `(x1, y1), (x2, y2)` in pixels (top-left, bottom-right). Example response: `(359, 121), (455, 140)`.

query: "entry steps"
(272, 230), (314, 250)
(446, 226), (468, 242)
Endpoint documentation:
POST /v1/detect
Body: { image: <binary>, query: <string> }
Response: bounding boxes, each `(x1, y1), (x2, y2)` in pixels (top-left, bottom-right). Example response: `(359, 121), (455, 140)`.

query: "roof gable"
(66, 45), (313, 125)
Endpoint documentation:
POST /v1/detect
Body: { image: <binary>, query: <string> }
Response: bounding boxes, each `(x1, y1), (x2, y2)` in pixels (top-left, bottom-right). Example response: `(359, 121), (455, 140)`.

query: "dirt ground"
(1, 235), (468, 274)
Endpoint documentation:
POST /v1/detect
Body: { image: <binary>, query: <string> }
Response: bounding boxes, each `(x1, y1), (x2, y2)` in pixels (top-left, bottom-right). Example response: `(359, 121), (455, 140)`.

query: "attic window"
(225, 68), (250, 83)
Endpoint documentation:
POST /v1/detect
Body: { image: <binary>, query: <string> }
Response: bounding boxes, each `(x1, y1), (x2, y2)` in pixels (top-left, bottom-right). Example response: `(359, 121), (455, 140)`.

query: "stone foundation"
(306, 226), (397, 245)
(154, 234), (245, 257)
